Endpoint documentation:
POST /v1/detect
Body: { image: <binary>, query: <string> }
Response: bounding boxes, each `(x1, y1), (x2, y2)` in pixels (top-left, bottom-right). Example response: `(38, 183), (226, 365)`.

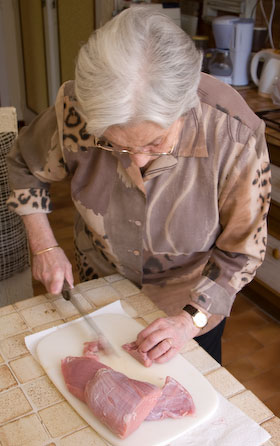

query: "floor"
(32, 179), (280, 419)
(222, 293), (280, 418)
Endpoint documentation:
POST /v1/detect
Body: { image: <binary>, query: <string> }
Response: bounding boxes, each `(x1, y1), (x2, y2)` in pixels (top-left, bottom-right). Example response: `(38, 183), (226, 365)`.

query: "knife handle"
(62, 279), (72, 301)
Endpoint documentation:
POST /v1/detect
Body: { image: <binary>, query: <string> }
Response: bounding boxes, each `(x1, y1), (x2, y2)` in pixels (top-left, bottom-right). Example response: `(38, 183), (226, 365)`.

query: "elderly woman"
(7, 6), (270, 364)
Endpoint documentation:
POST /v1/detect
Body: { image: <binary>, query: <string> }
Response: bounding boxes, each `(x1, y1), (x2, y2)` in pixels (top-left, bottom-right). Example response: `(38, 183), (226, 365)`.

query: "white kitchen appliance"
(250, 49), (280, 97)
(210, 15), (254, 86)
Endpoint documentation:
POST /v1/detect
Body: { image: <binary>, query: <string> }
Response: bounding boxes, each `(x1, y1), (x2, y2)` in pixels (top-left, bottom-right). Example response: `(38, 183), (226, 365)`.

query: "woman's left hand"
(136, 311), (201, 364)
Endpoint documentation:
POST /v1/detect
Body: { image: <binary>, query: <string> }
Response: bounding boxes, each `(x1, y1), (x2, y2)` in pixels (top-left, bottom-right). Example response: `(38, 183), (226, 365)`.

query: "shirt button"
(135, 220), (142, 226)
(133, 250), (140, 256)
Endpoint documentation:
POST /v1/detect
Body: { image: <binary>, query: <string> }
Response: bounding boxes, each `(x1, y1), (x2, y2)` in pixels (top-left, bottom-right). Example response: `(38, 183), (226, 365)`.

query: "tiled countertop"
(0, 274), (279, 446)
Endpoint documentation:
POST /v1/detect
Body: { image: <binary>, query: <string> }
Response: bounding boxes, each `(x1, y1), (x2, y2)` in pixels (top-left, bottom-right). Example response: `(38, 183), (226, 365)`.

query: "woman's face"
(103, 120), (180, 168)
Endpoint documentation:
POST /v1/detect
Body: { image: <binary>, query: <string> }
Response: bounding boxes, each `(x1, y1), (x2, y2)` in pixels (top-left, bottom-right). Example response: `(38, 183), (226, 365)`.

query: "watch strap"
(183, 304), (208, 328)
(183, 304), (198, 317)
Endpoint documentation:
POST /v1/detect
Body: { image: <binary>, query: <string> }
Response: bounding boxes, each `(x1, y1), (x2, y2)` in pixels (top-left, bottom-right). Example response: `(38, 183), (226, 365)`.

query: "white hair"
(75, 5), (202, 136)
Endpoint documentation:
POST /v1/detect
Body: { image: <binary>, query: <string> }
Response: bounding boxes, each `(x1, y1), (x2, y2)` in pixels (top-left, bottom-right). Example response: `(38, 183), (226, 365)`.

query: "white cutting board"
(36, 313), (218, 446)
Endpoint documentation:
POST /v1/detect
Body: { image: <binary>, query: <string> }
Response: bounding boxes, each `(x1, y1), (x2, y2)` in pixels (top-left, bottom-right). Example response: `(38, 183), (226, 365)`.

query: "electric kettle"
(250, 49), (280, 97)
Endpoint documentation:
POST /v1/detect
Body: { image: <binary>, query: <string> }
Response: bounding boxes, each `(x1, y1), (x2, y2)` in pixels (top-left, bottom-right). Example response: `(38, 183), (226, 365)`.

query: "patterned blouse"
(7, 73), (271, 318)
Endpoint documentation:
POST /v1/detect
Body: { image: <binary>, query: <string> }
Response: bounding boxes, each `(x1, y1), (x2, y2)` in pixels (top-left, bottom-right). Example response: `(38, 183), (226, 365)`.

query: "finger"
(147, 338), (173, 361)
(136, 318), (168, 345)
(47, 270), (65, 294)
(138, 328), (173, 354)
(64, 269), (74, 289)
(154, 347), (178, 364)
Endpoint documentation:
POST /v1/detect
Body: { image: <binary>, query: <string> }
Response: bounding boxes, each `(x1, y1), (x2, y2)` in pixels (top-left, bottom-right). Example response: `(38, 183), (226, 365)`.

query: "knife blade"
(61, 280), (118, 356)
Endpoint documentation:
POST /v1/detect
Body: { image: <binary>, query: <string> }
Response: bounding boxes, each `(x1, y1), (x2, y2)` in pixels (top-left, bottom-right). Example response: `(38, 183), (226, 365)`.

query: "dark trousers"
(194, 318), (226, 364)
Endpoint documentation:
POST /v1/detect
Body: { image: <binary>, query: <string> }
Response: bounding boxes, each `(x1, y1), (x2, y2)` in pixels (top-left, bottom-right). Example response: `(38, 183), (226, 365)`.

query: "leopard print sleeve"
(6, 84), (68, 215)
(190, 120), (271, 316)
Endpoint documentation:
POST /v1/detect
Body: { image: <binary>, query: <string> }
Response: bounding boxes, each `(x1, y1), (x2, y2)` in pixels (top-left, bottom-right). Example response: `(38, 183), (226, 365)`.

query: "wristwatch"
(183, 304), (208, 329)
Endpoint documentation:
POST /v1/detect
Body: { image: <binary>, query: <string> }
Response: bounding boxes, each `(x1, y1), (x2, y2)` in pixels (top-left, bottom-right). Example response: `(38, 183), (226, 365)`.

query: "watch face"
(193, 311), (208, 328)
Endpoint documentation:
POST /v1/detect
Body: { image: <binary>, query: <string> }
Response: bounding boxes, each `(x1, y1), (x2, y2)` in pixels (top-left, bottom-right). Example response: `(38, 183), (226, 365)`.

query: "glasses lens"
(96, 137), (114, 150)
(95, 137), (174, 156)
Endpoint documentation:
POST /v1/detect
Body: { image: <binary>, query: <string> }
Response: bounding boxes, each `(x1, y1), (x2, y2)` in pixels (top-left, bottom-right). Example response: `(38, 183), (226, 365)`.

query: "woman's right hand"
(22, 213), (73, 295)
(32, 247), (73, 294)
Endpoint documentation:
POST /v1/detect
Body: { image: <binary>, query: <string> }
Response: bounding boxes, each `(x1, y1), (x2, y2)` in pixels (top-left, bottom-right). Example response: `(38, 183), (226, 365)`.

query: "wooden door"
(19, 0), (49, 114)
(57, 0), (95, 83)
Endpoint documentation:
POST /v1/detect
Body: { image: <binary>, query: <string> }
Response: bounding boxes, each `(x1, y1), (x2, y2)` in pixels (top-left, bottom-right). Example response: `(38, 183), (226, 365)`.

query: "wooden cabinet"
(256, 234), (280, 294)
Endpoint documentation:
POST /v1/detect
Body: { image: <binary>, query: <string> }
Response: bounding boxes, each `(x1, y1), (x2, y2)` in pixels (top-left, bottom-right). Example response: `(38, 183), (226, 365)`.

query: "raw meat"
(122, 341), (153, 367)
(83, 340), (102, 357)
(84, 367), (161, 438)
(146, 376), (195, 421)
(61, 356), (109, 401)
(61, 343), (196, 439)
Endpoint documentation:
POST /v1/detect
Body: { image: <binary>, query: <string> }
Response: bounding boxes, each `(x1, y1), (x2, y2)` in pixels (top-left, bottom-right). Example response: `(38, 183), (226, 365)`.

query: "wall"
(179, 0), (280, 50)
(255, 0), (280, 49)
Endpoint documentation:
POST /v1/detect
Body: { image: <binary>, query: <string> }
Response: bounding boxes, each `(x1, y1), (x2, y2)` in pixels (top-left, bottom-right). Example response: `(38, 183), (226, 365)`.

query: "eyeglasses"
(93, 124), (179, 157)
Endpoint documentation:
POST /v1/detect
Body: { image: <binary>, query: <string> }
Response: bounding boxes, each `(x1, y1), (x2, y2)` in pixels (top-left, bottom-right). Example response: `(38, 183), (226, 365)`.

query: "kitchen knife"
(61, 280), (118, 356)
